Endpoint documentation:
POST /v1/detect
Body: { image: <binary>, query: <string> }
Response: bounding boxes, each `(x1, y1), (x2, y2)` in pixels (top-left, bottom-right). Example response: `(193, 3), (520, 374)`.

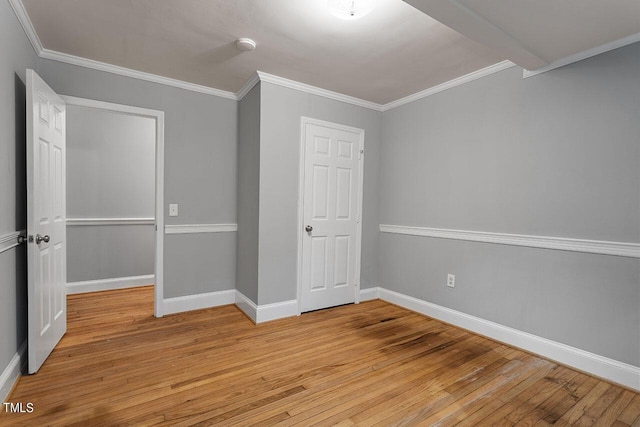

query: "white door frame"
(60, 95), (165, 318)
(296, 116), (365, 315)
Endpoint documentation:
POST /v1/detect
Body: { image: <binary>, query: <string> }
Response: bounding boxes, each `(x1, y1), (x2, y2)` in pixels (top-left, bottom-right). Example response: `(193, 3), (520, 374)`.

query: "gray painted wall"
(0, 1), (38, 378)
(37, 58), (238, 298)
(164, 233), (236, 298)
(67, 226), (154, 282)
(258, 82), (381, 305)
(379, 43), (640, 365)
(67, 106), (155, 218)
(66, 106), (155, 282)
(236, 83), (261, 303)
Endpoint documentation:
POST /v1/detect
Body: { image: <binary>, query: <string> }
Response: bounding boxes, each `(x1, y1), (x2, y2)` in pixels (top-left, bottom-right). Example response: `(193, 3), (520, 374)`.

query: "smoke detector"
(236, 38), (257, 51)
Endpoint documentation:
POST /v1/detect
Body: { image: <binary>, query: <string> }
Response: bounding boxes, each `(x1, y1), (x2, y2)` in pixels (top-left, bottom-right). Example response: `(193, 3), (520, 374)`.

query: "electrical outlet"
(447, 273), (455, 288)
(169, 203), (179, 217)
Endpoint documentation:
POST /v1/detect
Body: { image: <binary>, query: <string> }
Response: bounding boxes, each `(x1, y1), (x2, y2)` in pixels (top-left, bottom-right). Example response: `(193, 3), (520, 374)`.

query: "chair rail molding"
(0, 230), (26, 254)
(164, 224), (238, 234)
(379, 224), (640, 258)
(66, 218), (155, 226)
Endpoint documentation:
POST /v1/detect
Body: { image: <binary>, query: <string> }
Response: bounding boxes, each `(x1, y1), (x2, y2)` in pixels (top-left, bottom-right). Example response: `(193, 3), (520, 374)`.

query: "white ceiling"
(19, 0), (640, 104)
(406, 0), (640, 70)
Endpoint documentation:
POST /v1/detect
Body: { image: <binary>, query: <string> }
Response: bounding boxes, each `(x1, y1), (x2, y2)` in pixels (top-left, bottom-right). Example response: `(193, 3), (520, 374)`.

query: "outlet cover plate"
(447, 273), (455, 288)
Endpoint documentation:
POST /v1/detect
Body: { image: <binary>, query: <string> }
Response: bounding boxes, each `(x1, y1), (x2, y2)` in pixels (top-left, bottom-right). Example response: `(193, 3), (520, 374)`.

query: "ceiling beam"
(403, 0), (548, 70)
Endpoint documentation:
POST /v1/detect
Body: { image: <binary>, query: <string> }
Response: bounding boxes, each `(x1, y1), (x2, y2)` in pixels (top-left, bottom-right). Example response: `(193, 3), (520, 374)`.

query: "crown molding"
(9, 0), (516, 110)
(381, 60), (516, 111)
(380, 224), (640, 258)
(523, 32), (640, 78)
(10, 0), (237, 99)
(8, 0), (43, 54)
(38, 49), (237, 100)
(257, 71), (384, 112)
(23, 0), (634, 110)
(236, 72), (261, 101)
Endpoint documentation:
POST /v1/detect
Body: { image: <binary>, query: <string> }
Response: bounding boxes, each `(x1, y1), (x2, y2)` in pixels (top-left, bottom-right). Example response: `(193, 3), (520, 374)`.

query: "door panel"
(300, 119), (363, 312)
(311, 236), (328, 290)
(312, 165), (329, 219)
(336, 167), (352, 219)
(333, 235), (350, 287)
(27, 69), (67, 374)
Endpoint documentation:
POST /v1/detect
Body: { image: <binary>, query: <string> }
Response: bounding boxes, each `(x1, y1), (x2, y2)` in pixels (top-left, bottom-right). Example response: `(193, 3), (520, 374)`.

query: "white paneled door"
(26, 69), (67, 374)
(300, 118), (364, 312)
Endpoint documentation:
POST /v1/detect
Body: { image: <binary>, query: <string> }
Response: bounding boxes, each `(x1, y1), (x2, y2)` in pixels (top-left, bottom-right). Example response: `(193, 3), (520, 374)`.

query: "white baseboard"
(67, 275), (155, 294)
(162, 289), (236, 316)
(234, 291), (297, 323)
(256, 299), (298, 323)
(0, 342), (26, 402)
(374, 287), (639, 391)
(235, 291), (258, 323)
(359, 287), (380, 302)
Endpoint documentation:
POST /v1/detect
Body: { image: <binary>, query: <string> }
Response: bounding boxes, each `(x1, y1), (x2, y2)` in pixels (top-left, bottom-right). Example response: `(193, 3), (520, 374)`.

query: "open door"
(26, 69), (66, 374)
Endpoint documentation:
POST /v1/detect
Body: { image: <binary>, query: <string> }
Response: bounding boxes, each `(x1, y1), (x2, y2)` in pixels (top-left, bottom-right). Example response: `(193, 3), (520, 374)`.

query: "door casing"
(60, 95), (165, 317)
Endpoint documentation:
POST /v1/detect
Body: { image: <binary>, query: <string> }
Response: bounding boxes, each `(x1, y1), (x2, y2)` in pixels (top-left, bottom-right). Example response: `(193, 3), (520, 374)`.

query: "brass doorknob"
(305, 225), (313, 232)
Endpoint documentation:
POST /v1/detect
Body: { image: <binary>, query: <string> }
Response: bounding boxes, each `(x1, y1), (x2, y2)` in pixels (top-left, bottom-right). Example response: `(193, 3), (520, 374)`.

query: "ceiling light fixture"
(328, 0), (376, 20)
(236, 38), (256, 51)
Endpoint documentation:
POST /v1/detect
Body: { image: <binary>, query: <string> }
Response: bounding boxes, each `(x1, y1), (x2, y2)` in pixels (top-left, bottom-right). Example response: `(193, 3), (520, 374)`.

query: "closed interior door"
(26, 69), (67, 373)
(300, 118), (364, 312)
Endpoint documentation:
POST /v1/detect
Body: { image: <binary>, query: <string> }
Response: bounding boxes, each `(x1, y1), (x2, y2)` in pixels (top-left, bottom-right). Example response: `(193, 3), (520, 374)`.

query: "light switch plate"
(169, 203), (179, 217)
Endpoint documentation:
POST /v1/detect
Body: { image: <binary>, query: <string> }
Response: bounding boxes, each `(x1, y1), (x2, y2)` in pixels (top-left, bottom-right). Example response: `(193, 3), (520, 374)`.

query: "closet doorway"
(62, 96), (164, 317)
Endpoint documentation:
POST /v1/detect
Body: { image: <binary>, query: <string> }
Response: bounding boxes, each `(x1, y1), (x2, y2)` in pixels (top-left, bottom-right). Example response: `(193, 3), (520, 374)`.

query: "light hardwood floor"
(1, 287), (638, 426)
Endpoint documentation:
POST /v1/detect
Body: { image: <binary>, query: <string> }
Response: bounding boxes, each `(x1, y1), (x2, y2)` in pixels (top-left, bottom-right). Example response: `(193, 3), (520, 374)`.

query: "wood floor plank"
(593, 391), (638, 427)
(574, 386), (624, 427)
(453, 357), (555, 427)
(512, 372), (595, 426)
(0, 286), (637, 426)
(276, 341), (484, 425)
(227, 336), (485, 427)
(554, 380), (615, 427)
(618, 394), (640, 426)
